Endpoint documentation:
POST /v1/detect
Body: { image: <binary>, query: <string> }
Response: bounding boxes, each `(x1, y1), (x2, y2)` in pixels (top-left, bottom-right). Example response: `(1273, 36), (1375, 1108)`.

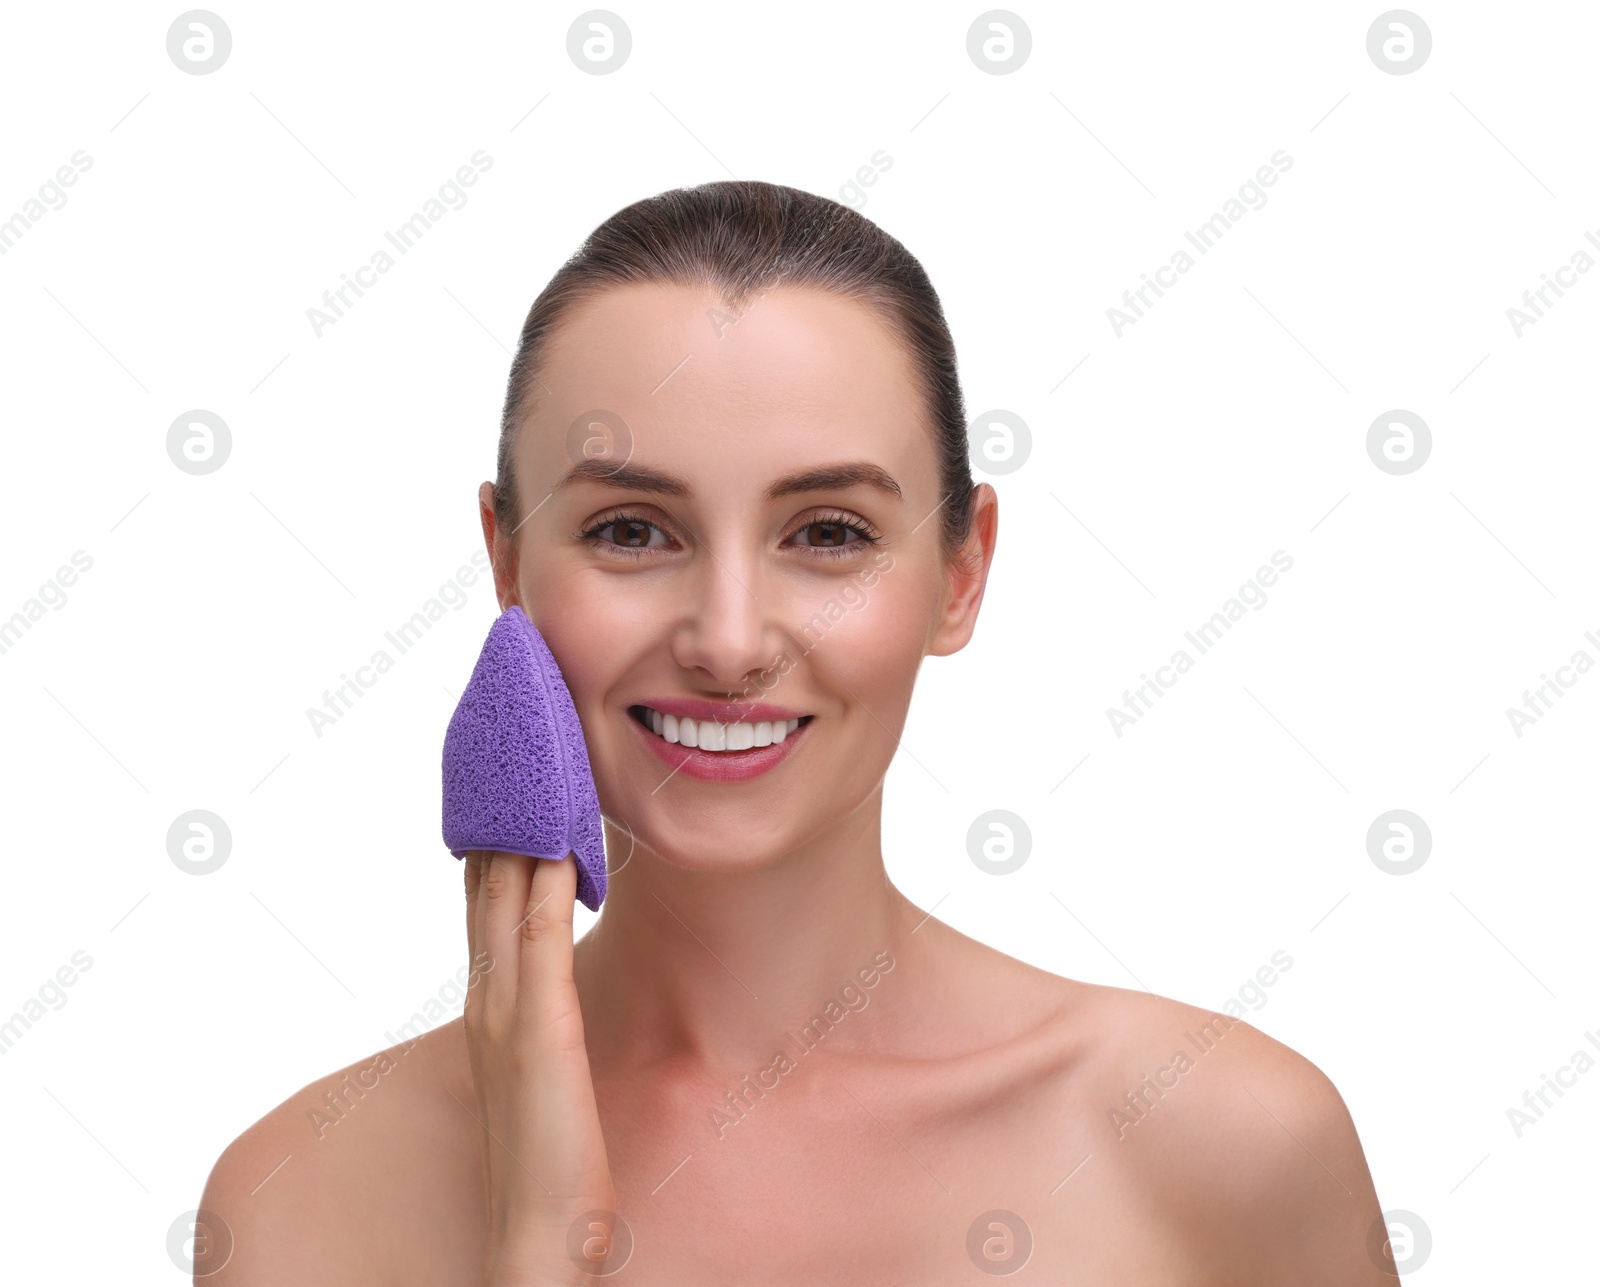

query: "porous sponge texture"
(442, 606), (607, 911)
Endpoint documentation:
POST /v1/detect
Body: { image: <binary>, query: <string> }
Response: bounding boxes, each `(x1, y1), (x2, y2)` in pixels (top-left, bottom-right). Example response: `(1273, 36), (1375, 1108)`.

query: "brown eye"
(580, 512), (672, 554)
(787, 512), (880, 557)
(804, 521), (852, 547)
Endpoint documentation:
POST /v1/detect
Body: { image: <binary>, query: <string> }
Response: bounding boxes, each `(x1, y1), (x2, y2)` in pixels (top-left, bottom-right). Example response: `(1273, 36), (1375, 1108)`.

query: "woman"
(201, 181), (1390, 1283)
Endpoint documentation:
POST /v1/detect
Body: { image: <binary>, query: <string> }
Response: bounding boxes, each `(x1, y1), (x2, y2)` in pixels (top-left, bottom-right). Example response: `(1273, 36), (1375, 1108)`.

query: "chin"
(601, 804), (807, 878)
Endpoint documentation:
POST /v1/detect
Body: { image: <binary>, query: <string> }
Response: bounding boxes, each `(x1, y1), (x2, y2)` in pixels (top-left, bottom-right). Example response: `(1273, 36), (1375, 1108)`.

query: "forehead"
(521, 281), (931, 492)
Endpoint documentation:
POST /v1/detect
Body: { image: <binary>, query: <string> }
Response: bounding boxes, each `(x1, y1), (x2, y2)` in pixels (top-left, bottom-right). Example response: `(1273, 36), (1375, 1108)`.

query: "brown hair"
(494, 180), (977, 567)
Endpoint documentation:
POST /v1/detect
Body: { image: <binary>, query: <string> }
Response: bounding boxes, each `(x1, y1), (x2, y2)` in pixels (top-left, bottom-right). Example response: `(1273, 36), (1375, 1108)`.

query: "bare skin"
(200, 282), (1391, 1284)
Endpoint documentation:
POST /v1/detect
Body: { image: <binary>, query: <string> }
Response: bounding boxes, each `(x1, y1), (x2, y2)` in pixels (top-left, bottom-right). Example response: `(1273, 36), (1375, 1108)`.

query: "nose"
(669, 542), (777, 692)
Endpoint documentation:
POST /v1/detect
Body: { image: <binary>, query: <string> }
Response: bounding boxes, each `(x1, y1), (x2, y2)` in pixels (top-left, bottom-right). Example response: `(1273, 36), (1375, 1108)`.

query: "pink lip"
(639, 696), (808, 725)
(629, 706), (809, 783)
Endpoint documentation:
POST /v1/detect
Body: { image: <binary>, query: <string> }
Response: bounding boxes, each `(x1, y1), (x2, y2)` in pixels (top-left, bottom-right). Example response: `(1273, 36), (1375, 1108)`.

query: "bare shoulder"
(197, 1019), (481, 1285)
(1039, 978), (1391, 1284)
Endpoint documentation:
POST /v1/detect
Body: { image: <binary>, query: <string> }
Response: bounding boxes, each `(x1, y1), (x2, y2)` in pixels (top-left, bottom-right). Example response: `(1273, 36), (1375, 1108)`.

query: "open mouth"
(628, 704), (813, 753)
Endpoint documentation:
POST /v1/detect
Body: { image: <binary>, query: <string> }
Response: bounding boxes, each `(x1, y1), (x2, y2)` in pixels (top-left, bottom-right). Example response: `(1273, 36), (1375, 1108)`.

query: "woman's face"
(482, 281), (994, 872)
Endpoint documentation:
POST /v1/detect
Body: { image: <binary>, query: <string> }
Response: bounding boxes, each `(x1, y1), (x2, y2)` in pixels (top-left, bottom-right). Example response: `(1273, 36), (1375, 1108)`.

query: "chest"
(410, 1047), (1217, 1286)
(582, 1054), (1188, 1285)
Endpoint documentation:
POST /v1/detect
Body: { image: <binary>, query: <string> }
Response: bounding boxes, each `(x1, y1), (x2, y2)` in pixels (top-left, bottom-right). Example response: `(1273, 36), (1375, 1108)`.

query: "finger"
(481, 851), (537, 1025)
(471, 850), (504, 1014)
(463, 853), (484, 969)
(470, 851), (498, 1016)
(515, 853), (579, 1031)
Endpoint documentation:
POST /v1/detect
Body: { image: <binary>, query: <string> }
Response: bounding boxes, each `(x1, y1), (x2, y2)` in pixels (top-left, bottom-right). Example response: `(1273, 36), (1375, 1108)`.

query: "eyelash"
(577, 508), (883, 561)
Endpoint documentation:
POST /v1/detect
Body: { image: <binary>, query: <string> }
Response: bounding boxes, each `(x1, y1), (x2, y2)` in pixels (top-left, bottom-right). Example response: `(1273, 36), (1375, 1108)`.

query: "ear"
(478, 480), (521, 612)
(927, 484), (998, 657)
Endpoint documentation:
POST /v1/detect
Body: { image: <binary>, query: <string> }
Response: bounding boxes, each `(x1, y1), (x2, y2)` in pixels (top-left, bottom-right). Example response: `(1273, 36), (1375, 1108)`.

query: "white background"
(1, 0), (1595, 1279)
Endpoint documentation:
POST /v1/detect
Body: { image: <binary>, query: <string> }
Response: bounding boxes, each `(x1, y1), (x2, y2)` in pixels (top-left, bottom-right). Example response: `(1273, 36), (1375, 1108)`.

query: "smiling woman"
(199, 181), (1391, 1285)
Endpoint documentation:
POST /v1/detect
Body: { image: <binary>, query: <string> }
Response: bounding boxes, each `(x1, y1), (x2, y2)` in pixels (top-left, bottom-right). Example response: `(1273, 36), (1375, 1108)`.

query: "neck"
(574, 789), (917, 1075)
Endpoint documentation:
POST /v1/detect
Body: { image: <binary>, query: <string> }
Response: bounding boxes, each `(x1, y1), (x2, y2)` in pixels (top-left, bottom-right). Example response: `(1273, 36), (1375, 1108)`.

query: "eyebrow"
(553, 457), (903, 501)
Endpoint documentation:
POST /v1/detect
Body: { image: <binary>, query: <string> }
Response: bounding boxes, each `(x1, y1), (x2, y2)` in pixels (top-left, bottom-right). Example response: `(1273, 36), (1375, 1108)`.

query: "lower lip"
(630, 710), (809, 783)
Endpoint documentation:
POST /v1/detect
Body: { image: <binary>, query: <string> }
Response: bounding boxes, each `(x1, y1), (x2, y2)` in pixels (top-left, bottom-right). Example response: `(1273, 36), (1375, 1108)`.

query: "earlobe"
(477, 480), (519, 612)
(927, 484), (998, 657)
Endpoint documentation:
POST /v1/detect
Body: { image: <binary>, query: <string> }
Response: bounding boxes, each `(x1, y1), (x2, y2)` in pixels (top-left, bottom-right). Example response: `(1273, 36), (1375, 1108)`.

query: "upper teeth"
(643, 706), (800, 752)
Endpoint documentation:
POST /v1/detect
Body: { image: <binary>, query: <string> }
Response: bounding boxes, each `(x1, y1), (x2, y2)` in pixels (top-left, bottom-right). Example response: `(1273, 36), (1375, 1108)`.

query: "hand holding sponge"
(441, 606), (608, 911)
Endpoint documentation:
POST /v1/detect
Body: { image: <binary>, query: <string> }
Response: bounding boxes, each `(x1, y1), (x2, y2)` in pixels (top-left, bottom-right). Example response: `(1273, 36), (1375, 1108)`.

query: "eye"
(787, 510), (882, 558)
(578, 507), (884, 561)
(579, 509), (675, 557)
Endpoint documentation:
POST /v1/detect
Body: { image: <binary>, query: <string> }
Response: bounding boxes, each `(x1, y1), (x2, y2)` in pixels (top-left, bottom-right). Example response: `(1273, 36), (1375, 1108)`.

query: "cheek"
(520, 571), (639, 726)
(795, 564), (936, 699)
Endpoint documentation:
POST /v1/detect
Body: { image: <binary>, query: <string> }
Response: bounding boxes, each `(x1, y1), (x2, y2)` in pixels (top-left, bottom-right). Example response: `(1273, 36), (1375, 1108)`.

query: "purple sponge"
(442, 606), (607, 911)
